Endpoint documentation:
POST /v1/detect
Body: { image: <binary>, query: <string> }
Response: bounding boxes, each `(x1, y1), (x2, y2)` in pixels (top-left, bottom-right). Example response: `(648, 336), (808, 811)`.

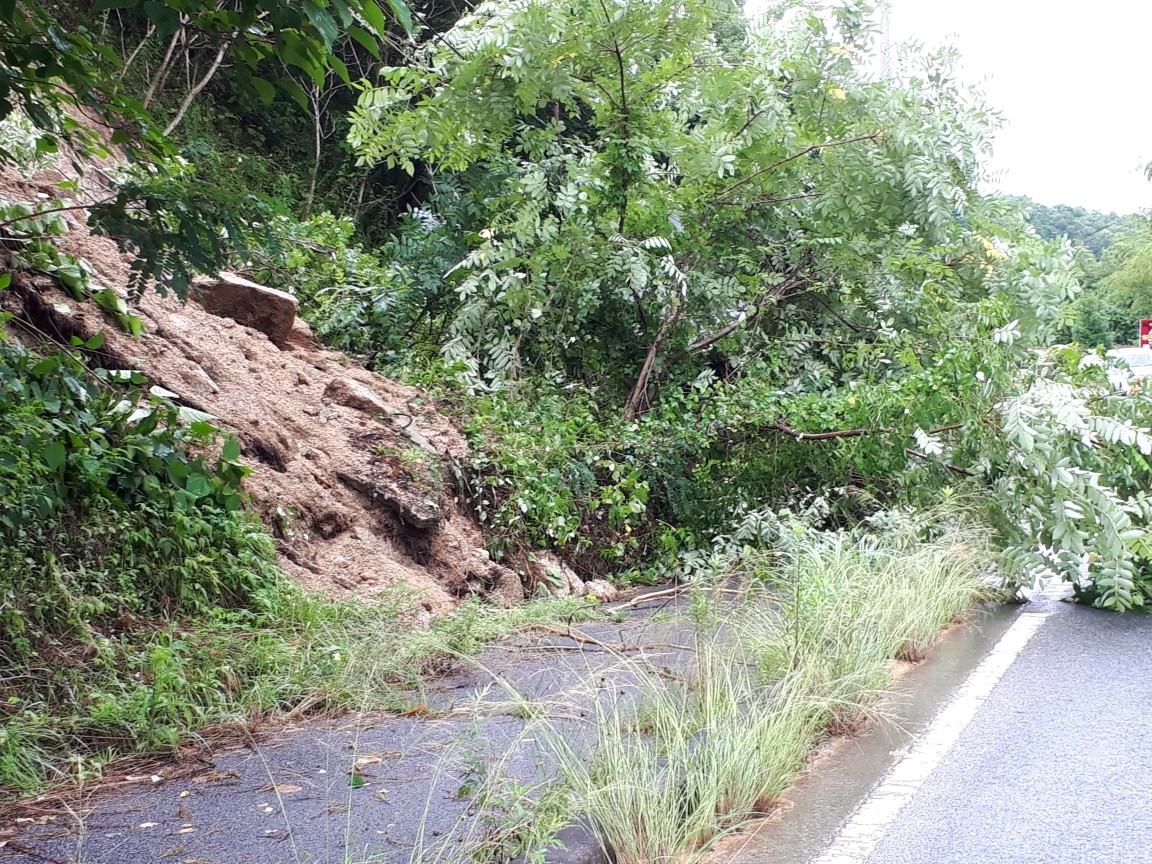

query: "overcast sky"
(890, 1), (1152, 214)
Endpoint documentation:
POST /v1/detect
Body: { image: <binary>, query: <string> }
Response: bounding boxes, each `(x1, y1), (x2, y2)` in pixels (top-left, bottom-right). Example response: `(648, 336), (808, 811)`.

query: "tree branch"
(685, 259), (810, 355)
(164, 34), (235, 135)
(624, 301), (682, 420)
(144, 24), (184, 109)
(687, 305), (759, 355)
(119, 23), (157, 82)
(905, 448), (976, 476)
(771, 419), (880, 441)
(716, 133), (879, 200)
(735, 107), (766, 139)
(715, 191), (821, 208)
(0, 199), (118, 230)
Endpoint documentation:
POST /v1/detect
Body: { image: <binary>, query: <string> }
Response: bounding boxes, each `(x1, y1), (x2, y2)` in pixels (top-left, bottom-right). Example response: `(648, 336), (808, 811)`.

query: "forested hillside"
(1016, 198), (1142, 257)
(5, 0), (1152, 812)
(1011, 197), (1152, 347)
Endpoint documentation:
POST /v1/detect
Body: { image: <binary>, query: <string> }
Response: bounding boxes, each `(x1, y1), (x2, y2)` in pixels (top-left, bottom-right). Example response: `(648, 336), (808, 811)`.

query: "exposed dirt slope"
(1, 170), (523, 615)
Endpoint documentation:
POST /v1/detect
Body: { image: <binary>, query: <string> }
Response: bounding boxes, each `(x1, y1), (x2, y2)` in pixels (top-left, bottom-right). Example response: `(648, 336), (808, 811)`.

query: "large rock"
(193, 272), (298, 348)
(529, 552), (587, 598)
(336, 470), (441, 531)
(585, 580), (620, 603)
(324, 377), (391, 416)
(323, 377), (435, 450)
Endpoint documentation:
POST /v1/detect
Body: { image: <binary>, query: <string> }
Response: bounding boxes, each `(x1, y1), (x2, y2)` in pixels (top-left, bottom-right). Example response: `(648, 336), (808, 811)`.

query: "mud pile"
(1, 170), (523, 614)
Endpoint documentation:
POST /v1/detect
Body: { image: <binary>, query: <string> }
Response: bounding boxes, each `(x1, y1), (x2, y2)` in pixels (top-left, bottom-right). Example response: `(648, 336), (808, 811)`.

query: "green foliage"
(256, 207), (459, 361)
(992, 346), (1152, 610)
(334, 0), (1099, 595)
(1099, 241), (1152, 326)
(252, 169), (506, 362)
(93, 0), (412, 96)
(1016, 197), (1144, 259)
(89, 158), (279, 300)
(460, 387), (652, 571)
(0, 1), (161, 165)
(0, 2), (404, 308)
(349, 0), (1022, 406)
(0, 335), (598, 791)
(1066, 294), (1131, 350)
(0, 337), (289, 790)
(1045, 211), (1152, 348)
(1, 198), (144, 334)
(0, 339), (270, 625)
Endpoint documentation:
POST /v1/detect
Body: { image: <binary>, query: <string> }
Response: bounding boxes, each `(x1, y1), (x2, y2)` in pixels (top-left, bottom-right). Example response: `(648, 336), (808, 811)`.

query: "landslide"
(0, 168), (523, 615)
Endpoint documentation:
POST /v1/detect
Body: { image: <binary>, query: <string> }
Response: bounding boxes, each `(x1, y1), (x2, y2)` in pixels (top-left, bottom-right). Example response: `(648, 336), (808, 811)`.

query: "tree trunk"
(303, 82), (323, 218)
(119, 23), (157, 82)
(144, 27), (183, 109)
(623, 302), (681, 420)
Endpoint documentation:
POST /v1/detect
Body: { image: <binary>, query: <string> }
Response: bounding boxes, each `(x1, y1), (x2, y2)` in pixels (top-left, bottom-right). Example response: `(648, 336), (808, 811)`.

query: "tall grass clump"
(546, 511), (993, 864)
(544, 628), (819, 864)
(309, 593), (602, 704)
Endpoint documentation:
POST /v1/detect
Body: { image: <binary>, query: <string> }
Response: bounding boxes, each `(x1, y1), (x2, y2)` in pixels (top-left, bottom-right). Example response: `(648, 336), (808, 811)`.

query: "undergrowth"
(373, 510), (993, 864)
(0, 333), (600, 799)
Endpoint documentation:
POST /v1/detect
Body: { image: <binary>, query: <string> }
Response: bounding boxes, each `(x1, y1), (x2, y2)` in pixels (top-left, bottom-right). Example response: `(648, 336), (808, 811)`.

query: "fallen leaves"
(262, 784), (302, 794)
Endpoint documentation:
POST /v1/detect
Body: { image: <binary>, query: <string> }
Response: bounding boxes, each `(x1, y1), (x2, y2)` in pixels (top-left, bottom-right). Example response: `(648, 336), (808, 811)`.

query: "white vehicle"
(1106, 346), (1152, 392)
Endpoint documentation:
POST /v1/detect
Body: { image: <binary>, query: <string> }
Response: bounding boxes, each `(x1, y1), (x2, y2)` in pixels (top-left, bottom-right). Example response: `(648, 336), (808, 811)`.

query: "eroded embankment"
(2, 156), (523, 614)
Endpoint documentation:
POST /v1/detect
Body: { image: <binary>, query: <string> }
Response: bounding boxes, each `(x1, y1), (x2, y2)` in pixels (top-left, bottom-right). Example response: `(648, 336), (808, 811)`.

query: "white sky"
(890, 0), (1152, 214)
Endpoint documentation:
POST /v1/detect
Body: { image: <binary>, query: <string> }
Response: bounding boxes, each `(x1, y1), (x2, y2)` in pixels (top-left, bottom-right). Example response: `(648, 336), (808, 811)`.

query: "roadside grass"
(4, 514), (993, 864)
(538, 520), (994, 864)
(313, 592), (602, 705)
(0, 586), (601, 801)
(314, 517), (993, 864)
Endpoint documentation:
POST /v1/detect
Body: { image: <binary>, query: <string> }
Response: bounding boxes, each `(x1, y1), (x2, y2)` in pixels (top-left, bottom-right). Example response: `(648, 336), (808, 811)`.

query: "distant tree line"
(1012, 198), (1152, 348)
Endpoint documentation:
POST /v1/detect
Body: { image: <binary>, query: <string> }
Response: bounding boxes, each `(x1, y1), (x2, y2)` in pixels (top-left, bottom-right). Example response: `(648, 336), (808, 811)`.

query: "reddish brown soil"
(1, 163), (523, 615)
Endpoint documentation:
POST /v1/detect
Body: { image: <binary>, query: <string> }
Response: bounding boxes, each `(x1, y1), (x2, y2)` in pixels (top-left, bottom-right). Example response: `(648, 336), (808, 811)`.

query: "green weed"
(537, 519), (992, 864)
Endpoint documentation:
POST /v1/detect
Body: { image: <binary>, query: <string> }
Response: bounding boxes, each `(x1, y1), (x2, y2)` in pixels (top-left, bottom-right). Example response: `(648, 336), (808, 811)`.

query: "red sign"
(1142, 320), (1152, 349)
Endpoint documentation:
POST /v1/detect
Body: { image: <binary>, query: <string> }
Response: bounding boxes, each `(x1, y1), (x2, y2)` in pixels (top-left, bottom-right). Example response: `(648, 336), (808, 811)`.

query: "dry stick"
(304, 79), (323, 218)
(281, 692), (329, 722)
(735, 107), (767, 139)
(0, 200), (115, 230)
(770, 419), (969, 443)
(514, 640), (694, 654)
(605, 585), (690, 612)
(685, 271), (807, 355)
(715, 191), (822, 208)
(164, 35), (234, 135)
(143, 25), (183, 108)
(772, 418), (873, 440)
(530, 624), (611, 649)
(528, 625), (692, 656)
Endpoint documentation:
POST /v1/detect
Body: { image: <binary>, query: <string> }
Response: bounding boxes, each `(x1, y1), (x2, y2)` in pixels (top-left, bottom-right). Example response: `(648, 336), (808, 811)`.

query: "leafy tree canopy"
(8, 0), (1152, 617)
(348, 0), (1073, 410)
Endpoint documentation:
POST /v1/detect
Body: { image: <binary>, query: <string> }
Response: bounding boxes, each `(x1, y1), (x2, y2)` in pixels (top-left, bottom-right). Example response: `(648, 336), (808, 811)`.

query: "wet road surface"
(734, 587), (1152, 864)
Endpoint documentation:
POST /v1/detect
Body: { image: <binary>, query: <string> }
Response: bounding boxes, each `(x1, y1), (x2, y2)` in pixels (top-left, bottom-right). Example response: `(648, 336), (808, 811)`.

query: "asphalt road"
(0, 592), (693, 864)
(832, 595), (1152, 864)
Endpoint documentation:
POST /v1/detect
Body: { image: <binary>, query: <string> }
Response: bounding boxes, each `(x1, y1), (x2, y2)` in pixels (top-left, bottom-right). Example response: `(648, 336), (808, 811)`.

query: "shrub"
(0, 336), (295, 792)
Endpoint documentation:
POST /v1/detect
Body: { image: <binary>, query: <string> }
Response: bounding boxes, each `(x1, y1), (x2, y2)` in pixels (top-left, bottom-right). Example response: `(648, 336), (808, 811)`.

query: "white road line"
(810, 604), (1053, 864)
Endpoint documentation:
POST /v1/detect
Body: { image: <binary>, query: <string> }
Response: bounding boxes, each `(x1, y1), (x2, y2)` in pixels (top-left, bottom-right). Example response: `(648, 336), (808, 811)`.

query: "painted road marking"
(810, 596), (1057, 864)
